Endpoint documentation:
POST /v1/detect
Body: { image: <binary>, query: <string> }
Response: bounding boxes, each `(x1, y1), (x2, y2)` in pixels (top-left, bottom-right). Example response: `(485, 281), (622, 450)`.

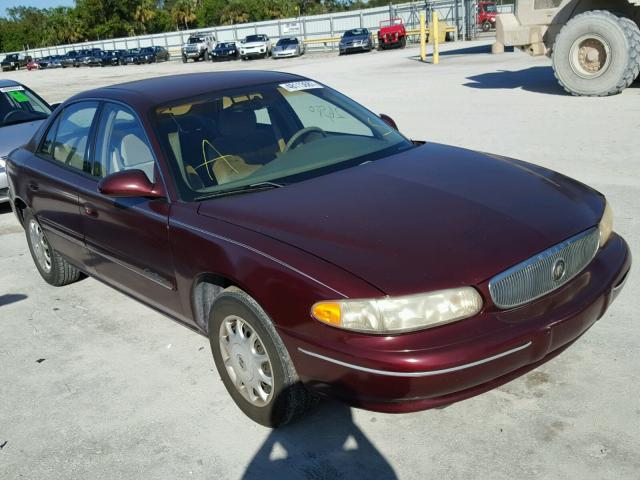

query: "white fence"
(6, 1), (514, 58)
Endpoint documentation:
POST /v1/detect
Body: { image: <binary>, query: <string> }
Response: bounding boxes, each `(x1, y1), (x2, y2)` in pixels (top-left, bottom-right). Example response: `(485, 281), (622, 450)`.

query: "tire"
(182, 54), (187, 63)
(24, 211), (81, 287)
(618, 16), (640, 82)
(552, 10), (638, 96)
(400, 36), (407, 48)
(209, 287), (318, 427)
(482, 21), (492, 32)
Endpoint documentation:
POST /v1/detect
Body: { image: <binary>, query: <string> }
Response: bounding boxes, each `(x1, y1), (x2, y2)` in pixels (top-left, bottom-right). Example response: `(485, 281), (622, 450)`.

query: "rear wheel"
(552, 10), (638, 96)
(209, 288), (318, 427)
(24, 211), (81, 287)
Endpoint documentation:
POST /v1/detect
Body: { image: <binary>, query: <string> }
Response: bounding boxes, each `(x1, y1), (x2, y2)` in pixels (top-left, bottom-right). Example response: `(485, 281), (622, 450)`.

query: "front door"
(80, 102), (182, 318)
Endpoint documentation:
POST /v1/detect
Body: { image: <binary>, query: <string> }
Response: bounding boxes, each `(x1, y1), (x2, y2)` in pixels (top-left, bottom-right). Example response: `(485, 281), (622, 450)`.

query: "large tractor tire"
(552, 10), (639, 96)
(618, 16), (640, 81)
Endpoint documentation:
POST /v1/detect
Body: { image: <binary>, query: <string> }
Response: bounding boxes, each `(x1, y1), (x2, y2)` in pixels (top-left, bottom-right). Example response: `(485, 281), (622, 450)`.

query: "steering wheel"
(3, 110), (37, 126)
(283, 127), (327, 152)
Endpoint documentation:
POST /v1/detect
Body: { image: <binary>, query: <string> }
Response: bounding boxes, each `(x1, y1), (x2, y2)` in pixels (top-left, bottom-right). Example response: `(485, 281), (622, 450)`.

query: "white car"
(239, 34), (272, 60)
(272, 37), (305, 59)
(0, 80), (52, 204)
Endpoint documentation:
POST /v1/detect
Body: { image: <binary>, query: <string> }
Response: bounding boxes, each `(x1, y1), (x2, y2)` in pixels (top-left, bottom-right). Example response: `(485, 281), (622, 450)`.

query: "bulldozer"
(493, 0), (640, 96)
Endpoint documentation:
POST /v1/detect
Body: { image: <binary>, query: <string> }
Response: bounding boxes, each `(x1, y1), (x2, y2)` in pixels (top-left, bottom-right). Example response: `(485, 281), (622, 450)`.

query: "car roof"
(0, 79), (21, 88)
(70, 71), (306, 107)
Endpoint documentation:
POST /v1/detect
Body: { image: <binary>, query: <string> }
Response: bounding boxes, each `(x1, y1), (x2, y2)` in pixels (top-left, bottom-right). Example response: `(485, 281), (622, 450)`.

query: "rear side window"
(39, 101), (98, 173)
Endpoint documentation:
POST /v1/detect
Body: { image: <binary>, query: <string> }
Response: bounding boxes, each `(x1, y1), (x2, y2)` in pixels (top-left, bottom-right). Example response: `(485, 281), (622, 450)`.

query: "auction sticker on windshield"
(279, 81), (323, 92)
(0, 86), (24, 93)
(8, 90), (29, 102)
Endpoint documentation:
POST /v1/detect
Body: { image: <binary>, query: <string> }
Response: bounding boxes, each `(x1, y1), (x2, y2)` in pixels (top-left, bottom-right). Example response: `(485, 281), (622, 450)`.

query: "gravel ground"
(0, 40), (639, 480)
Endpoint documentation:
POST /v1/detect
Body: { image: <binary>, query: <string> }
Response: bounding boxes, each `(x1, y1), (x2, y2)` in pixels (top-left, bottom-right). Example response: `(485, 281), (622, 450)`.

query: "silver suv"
(182, 32), (215, 62)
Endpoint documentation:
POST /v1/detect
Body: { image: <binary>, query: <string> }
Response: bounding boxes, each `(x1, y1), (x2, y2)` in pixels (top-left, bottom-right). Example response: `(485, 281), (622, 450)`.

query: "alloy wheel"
(29, 219), (52, 273)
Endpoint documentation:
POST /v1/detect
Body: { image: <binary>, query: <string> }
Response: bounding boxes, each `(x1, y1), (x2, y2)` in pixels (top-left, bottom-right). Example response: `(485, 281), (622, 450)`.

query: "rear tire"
(618, 16), (640, 82)
(552, 10), (637, 96)
(209, 287), (318, 427)
(24, 211), (81, 287)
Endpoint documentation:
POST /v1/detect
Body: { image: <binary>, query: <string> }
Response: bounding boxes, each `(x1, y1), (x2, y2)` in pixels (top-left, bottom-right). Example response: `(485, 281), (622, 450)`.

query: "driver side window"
(93, 103), (156, 182)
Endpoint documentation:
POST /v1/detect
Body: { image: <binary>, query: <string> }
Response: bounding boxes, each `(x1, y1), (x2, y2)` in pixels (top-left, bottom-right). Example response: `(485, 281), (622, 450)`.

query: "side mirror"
(98, 170), (163, 198)
(379, 113), (398, 130)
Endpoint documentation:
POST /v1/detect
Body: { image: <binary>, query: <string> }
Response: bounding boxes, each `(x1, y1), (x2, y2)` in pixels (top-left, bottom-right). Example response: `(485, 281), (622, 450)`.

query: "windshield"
(344, 29), (366, 37)
(277, 38), (298, 46)
(128, 49), (140, 54)
(485, 5), (497, 12)
(0, 85), (51, 127)
(141, 47), (154, 53)
(245, 35), (265, 42)
(5, 55), (19, 61)
(153, 80), (413, 201)
(188, 37), (205, 44)
(218, 42), (235, 48)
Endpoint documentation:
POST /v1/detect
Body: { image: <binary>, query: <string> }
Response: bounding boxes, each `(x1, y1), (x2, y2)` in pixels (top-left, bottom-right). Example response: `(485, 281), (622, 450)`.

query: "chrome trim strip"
(298, 342), (533, 378)
(171, 219), (347, 298)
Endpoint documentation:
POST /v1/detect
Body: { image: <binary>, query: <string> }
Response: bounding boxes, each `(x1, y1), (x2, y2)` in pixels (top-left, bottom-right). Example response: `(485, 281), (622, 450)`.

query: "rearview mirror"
(98, 170), (163, 198)
(379, 113), (398, 130)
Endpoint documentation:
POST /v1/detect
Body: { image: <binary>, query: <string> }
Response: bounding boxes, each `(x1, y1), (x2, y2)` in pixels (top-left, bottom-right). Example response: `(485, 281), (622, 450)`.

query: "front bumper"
(183, 50), (204, 58)
(0, 170), (9, 204)
(272, 50), (297, 58)
(240, 48), (267, 58)
(339, 44), (369, 53)
(288, 234), (631, 412)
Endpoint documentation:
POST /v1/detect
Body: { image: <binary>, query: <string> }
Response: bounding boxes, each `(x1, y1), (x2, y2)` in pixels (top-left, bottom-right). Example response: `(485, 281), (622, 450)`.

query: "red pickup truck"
(377, 18), (407, 49)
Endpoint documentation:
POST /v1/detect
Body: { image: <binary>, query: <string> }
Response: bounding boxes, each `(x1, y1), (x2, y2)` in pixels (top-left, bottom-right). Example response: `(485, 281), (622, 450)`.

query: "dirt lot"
(1, 40), (639, 480)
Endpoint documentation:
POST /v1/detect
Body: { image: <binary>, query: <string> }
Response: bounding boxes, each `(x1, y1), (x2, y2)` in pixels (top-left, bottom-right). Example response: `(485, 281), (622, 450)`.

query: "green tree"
(171, 0), (197, 30)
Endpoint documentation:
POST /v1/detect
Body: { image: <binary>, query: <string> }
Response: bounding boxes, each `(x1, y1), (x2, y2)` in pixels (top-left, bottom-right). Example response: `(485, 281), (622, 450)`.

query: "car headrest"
(120, 133), (153, 168)
(219, 108), (257, 137)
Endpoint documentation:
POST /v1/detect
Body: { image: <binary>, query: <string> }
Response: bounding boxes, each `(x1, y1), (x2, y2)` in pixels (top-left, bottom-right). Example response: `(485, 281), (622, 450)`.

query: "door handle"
(28, 182), (39, 192)
(83, 203), (98, 217)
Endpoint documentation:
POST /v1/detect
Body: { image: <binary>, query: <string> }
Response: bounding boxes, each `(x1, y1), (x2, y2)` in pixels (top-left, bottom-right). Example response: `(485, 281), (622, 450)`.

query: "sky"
(0, 0), (74, 16)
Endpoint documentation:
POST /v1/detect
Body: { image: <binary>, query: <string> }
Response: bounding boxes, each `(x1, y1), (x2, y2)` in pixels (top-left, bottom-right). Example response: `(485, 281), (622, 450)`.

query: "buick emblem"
(552, 259), (566, 282)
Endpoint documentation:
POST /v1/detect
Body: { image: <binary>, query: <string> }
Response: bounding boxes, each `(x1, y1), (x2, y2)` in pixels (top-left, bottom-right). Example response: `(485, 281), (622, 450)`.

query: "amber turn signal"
(311, 302), (342, 325)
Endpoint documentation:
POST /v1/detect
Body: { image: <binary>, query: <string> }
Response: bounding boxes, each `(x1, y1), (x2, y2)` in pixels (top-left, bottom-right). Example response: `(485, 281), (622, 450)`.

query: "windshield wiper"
(196, 181), (284, 200)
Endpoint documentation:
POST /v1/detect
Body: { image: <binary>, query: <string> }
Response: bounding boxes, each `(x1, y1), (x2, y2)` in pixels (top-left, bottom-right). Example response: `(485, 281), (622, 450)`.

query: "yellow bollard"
(432, 11), (440, 65)
(420, 11), (426, 62)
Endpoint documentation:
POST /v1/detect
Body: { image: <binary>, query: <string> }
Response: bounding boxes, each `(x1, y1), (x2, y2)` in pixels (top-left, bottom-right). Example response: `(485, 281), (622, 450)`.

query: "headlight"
(0, 156), (6, 170)
(598, 200), (614, 247)
(311, 287), (483, 334)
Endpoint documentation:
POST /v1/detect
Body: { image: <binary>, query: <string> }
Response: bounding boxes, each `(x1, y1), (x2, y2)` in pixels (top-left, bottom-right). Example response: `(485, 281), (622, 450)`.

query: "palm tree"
(171, 0), (197, 30)
(133, 0), (157, 34)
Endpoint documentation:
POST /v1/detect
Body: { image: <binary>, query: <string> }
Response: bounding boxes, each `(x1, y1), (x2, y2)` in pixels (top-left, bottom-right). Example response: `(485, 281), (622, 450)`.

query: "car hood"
(197, 143), (603, 296)
(0, 120), (45, 157)
(342, 35), (369, 42)
(242, 41), (267, 48)
(275, 45), (297, 50)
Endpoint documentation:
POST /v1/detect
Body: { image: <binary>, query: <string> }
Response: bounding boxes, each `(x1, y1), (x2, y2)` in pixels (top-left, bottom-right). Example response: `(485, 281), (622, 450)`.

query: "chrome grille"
(488, 227), (600, 309)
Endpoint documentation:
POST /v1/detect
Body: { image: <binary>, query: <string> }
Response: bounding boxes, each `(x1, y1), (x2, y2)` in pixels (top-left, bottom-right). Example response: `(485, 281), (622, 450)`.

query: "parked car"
(5, 72), (630, 427)
(210, 42), (239, 61)
(26, 59), (40, 71)
(60, 51), (79, 68)
(339, 28), (374, 54)
(74, 49), (100, 67)
(182, 32), (215, 62)
(1, 53), (31, 71)
(0, 80), (52, 204)
(37, 56), (62, 69)
(123, 48), (143, 65)
(99, 50), (127, 66)
(378, 18), (407, 49)
(272, 37), (305, 59)
(239, 34), (272, 59)
(477, 1), (498, 32)
(140, 46), (171, 63)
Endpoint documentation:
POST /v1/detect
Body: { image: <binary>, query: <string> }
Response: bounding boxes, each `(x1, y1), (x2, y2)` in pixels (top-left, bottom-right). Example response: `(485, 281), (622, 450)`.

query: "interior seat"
(214, 107), (278, 165)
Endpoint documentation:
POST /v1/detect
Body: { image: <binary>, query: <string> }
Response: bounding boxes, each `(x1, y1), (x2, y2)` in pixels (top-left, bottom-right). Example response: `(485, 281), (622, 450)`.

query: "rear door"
(28, 101), (99, 266)
(80, 102), (182, 317)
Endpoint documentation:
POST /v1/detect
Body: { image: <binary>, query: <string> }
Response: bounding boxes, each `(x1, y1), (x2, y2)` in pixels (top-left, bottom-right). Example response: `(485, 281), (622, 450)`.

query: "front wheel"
(182, 54), (187, 63)
(482, 21), (492, 32)
(209, 288), (317, 427)
(552, 10), (638, 96)
(24, 211), (82, 287)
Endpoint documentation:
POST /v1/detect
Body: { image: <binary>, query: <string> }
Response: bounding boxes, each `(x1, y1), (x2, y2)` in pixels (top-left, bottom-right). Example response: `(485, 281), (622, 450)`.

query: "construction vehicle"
(477, 1), (498, 32)
(494, 0), (640, 96)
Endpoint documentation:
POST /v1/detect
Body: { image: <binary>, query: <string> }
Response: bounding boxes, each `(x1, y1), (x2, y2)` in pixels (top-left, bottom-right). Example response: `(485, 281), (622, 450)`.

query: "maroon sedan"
(6, 72), (630, 427)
